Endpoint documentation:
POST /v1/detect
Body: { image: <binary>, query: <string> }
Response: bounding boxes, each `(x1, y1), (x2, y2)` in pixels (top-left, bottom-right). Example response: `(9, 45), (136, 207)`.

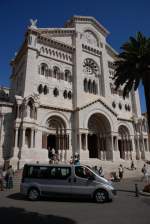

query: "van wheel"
(94, 189), (108, 203)
(28, 188), (40, 201)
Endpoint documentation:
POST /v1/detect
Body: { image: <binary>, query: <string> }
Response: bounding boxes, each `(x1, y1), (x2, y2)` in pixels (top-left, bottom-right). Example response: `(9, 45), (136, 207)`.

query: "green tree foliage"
(113, 32), (150, 129)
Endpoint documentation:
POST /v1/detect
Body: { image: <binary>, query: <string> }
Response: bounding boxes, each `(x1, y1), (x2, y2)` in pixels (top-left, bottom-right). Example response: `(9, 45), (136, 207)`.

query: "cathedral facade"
(0, 16), (150, 169)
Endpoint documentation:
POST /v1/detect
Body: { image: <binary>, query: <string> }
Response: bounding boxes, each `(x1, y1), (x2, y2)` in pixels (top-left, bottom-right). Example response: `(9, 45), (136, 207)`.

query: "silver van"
(20, 164), (116, 203)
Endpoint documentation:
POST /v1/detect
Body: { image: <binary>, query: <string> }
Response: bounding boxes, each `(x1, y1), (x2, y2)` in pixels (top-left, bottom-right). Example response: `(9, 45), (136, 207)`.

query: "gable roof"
(65, 15), (110, 37)
(76, 97), (118, 117)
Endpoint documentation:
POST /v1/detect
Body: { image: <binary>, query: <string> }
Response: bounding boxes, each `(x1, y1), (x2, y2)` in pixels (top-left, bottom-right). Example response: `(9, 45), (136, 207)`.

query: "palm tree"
(113, 32), (150, 130)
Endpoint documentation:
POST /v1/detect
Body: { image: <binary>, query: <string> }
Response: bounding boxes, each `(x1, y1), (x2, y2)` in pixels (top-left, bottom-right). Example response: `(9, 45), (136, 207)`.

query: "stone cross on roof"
(29, 19), (38, 28)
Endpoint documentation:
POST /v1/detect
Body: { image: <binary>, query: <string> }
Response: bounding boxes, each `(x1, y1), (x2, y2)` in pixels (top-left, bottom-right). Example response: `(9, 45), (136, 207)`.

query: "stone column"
(34, 129), (38, 148)
(110, 135), (114, 160)
(22, 128), (26, 148)
(0, 113), (4, 147)
(79, 133), (82, 150)
(31, 128), (34, 148)
(0, 113), (4, 165)
(15, 128), (19, 148)
(85, 133), (88, 150)
(17, 105), (19, 118)
(69, 132), (71, 150)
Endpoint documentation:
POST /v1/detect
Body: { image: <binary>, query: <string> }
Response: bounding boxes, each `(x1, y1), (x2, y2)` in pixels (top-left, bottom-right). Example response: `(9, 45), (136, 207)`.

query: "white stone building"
(0, 16), (150, 169)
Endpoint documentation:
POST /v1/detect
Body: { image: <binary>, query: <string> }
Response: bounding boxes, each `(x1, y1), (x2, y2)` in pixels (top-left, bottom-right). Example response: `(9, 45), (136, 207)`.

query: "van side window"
(27, 166), (49, 179)
(50, 167), (71, 179)
(75, 166), (93, 179)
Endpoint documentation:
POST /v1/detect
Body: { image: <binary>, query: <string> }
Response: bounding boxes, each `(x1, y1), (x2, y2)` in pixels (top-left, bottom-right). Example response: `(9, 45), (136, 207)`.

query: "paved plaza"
(0, 178), (150, 224)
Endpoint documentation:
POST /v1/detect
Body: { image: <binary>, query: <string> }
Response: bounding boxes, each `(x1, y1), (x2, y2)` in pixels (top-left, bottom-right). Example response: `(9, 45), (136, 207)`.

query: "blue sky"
(0, 0), (149, 112)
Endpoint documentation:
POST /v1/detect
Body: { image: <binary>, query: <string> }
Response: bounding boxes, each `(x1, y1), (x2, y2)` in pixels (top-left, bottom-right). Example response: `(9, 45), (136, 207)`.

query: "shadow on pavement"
(7, 193), (27, 200)
(7, 193), (94, 203)
(0, 207), (76, 224)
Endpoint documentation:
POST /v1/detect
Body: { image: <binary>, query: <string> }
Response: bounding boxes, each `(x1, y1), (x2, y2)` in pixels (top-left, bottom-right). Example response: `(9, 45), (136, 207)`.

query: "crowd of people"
(0, 165), (14, 191)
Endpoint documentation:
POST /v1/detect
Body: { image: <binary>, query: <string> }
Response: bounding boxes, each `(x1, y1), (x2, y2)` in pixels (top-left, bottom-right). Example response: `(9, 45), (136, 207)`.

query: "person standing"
(93, 166), (99, 174)
(118, 164), (124, 180)
(131, 159), (136, 170)
(99, 166), (104, 177)
(74, 153), (80, 165)
(6, 165), (14, 189)
(0, 166), (4, 191)
(141, 164), (148, 182)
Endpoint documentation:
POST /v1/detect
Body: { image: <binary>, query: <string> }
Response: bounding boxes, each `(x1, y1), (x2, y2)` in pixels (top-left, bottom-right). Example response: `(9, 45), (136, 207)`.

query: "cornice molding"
(117, 117), (132, 122)
(105, 43), (118, 58)
(38, 28), (75, 36)
(40, 104), (73, 112)
(37, 35), (75, 53)
(27, 27), (75, 37)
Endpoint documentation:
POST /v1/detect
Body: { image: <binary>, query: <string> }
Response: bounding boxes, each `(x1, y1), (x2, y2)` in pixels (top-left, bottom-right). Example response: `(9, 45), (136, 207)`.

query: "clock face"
(83, 58), (98, 75)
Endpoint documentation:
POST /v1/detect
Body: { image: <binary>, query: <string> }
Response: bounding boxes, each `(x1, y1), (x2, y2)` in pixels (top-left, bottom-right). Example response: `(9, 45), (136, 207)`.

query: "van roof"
(24, 163), (73, 167)
(23, 163), (90, 168)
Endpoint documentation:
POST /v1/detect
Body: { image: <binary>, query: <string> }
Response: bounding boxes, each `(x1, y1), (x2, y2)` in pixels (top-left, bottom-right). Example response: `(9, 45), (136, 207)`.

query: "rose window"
(83, 58), (98, 75)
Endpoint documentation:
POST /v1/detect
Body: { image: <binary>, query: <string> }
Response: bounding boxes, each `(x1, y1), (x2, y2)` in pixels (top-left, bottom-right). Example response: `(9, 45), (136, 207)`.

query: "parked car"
(20, 163), (116, 203)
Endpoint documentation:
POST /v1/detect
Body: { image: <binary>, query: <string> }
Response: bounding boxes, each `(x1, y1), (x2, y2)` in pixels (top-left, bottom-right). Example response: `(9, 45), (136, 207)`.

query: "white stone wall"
(0, 16), (149, 168)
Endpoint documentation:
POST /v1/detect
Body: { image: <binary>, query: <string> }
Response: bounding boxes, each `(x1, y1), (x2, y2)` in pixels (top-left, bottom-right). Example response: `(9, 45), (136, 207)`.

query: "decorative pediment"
(77, 98), (118, 117)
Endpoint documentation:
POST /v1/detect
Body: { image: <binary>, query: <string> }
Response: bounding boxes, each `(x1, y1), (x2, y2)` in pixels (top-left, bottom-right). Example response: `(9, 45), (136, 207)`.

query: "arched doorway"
(88, 113), (112, 160)
(42, 115), (69, 161)
(118, 125), (132, 160)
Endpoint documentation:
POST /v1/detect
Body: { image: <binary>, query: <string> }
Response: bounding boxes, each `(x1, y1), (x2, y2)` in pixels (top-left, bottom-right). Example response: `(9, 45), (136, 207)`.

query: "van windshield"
(75, 166), (94, 179)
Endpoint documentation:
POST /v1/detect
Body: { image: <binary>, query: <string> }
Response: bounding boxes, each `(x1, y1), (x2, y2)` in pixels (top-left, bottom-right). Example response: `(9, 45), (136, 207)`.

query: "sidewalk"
(113, 177), (148, 193)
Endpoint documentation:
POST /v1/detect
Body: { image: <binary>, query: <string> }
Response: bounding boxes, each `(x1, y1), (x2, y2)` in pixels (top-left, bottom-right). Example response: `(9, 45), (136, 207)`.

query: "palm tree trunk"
(143, 76), (150, 131)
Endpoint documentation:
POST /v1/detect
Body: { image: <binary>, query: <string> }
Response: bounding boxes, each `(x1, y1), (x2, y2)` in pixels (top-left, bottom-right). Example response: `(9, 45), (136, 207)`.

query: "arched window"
(53, 66), (60, 79)
(64, 70), (71, 82)
(43, 85), (48, 95)
(45, 48), (48, 54)
(68, 91), (72, 99)
(40, 63), (48, 76)
(38, 84), (43, 94)
(112, 101), (116, 108)
(92, 80), (96, 94)
(84, 79), (88, 92)
(53, 88), (59, 97)
(88, 80), (92, 93)
(63, 90), (67, 99)
(27, 100), (34, 119)
(95, 83), (98, 94)
(119, 102), (122, 110)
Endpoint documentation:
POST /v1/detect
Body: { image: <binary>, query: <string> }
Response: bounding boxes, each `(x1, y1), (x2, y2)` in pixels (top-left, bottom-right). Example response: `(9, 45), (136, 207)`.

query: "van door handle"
(68, 178), (71, 183)
(74, 178), (76, 183)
